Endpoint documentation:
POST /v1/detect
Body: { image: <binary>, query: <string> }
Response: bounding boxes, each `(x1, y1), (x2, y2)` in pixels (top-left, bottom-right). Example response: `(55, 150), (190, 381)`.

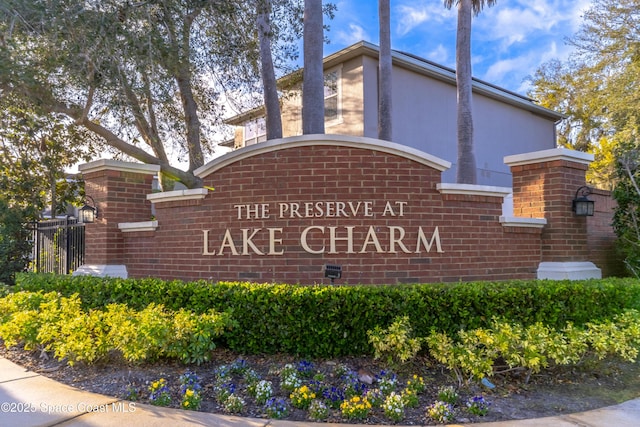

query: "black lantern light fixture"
(324, 264), (342, 285)
(572, 186), (595, 217)
(80, 195), (98, 223)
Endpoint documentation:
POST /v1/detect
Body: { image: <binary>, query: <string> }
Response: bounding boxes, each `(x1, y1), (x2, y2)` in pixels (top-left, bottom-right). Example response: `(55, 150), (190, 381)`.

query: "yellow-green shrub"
(367, 316), (421, 367)
(426, 311), (640, 385)
(586, 310), (640, 362)
(0, 291), (58, 349)
(0, 291), (235, 365)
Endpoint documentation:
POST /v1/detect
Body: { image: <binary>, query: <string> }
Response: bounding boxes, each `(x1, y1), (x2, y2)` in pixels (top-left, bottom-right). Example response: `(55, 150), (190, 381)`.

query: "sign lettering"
(203, 200), (444, 256)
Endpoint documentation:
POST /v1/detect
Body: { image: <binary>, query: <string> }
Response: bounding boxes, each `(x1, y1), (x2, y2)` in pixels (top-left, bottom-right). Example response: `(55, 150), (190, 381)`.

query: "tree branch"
(117, 68), (169, 163)
(53, 103), (202, 188)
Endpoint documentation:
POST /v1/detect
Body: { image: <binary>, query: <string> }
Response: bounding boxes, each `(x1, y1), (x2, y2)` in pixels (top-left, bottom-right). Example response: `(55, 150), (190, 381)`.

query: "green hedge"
(14, 273), (640, 357)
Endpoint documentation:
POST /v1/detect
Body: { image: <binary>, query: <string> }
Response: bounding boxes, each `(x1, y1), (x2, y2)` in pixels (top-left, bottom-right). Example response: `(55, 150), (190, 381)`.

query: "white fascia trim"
(147, 188), (208, 204)
(499, 216), (547, 228)
(436, 183), (512, 197)
(118, 221), (158, 233)
(79, 159), (160, 175)
(504, 148), (594, 167)
(194, 134), (452, 178)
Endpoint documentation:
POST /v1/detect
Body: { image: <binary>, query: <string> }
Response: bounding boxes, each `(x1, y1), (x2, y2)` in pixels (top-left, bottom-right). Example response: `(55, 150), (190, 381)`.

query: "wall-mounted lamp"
(572, 186), (595, 217)
(324, 264), (342, 285)
(80, 195), (98, 223)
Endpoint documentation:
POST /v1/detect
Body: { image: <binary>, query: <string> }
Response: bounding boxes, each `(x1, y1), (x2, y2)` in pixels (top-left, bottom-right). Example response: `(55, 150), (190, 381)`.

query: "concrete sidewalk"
(1, 357), (639, 427)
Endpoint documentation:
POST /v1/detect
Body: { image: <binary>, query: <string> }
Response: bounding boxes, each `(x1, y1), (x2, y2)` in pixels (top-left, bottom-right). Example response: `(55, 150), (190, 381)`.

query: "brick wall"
(81, 140), (620, 285)
(588, 189), (625, 276)
(115, 144), (542, 284)
(510, 159), (590, 262)
(80, 161), (158, 265)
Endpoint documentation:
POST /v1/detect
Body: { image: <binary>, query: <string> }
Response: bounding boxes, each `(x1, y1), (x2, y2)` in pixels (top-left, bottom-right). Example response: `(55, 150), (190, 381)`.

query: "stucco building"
(225, 41), (563, 187)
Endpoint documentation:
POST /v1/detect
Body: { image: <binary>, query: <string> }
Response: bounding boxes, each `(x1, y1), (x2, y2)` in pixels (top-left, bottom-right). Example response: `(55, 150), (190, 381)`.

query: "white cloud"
(484, 55), (534, 86)
(427, 44), (449, 64)
(461, 0), (592, 91)
(475, 0), (591, 51)
(481, 39), (575, 94)
(334, 23), (370, 45)
(395, 1), (454, 36)
(568, 0), (593, 32)
(325, 0), (592, 94)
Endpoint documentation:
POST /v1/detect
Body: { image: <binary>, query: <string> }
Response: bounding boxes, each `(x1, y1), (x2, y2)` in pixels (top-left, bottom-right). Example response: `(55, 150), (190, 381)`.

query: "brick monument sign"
(76, 135), (616, 284)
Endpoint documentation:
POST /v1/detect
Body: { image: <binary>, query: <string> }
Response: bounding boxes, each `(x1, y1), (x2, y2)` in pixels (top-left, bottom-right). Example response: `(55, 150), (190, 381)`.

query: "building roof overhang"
(224, 40), (565, 126)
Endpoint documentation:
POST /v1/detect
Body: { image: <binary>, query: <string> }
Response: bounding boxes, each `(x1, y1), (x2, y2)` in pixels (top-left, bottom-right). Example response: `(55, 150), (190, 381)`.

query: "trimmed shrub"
(14, 273), (640, 357)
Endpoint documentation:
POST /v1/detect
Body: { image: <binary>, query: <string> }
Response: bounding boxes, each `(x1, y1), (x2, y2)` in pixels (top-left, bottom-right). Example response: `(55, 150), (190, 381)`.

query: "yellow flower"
(185, 389), (194, 397)
(183, 401), (189, 407)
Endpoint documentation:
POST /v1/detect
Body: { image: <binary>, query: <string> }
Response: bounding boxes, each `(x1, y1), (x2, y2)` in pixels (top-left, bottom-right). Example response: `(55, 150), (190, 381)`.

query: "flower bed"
(125, 357), (492, 424)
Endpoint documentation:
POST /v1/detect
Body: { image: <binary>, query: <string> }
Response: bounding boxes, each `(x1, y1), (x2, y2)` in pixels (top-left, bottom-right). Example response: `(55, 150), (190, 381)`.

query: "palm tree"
(302, 0), (325, 134)
(378, 0), (392, 141)
(257, 0), (283, 140)
(444, 0), (497, 184)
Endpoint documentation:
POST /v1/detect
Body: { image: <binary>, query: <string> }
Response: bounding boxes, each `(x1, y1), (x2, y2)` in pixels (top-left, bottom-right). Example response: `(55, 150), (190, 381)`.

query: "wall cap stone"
(499, 216), (547, 228)
(72, 264), (128, 278)
(504, 147), (594, 167)
(436, 183), (512, 197)
(147, 188), (208, 204)
(118, 221), (159, 233)
(79, 159), (161, 175)
(537, 261), (602, 280)
(194, 134), (452, 178)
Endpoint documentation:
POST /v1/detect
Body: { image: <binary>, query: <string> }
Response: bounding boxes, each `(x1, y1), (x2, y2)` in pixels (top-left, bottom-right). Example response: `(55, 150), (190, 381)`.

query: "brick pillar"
(77, 160), (160, 276)
(505, 148), (601, 279)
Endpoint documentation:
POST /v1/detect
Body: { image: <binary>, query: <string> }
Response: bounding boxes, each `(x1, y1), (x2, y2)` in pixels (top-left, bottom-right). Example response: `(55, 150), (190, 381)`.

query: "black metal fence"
(29, 218), (85, 275)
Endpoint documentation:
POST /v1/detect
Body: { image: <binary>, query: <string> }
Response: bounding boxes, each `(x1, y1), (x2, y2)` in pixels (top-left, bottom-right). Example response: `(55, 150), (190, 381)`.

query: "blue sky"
(322, 0), (592, 95)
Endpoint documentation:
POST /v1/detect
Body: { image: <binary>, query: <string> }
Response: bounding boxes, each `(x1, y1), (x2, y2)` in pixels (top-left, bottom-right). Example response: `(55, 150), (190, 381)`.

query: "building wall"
(359, 56), (557, 187)
(81, 137), (617, 285)
(273, 56), (367, 139)
(229, 45), (560, 189)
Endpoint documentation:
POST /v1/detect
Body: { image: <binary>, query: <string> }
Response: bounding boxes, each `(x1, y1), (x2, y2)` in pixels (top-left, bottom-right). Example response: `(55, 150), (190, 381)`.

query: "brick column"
(505, 148), (601, 279)
(76, 160), (160, 277)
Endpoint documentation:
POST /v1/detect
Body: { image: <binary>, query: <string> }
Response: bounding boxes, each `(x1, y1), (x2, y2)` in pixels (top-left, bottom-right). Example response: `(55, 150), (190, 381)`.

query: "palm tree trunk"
(455, 0), (477, 184)
(257, 0), (282, 140)
(302, 0), (325, 134)
(378, 0), (392, 141)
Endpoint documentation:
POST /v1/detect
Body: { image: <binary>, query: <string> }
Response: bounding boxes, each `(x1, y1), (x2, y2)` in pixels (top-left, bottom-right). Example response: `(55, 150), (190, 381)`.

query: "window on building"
(244, 117), (267, 146)
(324, 66), (342, 124)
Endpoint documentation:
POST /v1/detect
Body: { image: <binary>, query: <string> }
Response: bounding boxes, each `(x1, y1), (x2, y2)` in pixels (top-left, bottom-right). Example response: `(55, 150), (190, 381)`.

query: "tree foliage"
(528, 0), (640, 189)
(0, 0), (304, 189)
(0, 101), (95, 217)
(0, 197), (31, 286)
(613, 141), (640, 277)
(531, 0), (640, 274)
